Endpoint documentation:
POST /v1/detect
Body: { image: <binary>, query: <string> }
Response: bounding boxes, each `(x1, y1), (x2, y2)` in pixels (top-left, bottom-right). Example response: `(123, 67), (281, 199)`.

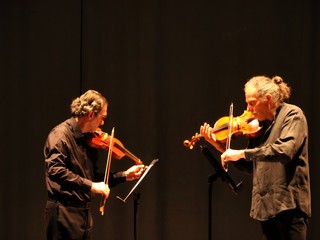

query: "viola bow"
(99, 127), (115, 215)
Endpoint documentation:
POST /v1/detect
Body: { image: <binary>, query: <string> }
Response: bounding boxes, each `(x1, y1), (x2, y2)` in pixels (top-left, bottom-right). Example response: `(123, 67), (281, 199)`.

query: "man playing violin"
(44, 90), (145, 240)
(200, 76), (311, 240)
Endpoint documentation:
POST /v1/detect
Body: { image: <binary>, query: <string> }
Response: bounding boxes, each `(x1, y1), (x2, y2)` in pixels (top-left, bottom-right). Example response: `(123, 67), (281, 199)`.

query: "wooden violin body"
(184, 110), (261, 149)
(86, 128), (143, 165)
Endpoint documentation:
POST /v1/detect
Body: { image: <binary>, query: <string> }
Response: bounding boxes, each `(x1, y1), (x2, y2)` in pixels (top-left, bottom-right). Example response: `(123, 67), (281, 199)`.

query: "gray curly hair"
(70, 90), (107, 117)
(244, 75), (291, 104)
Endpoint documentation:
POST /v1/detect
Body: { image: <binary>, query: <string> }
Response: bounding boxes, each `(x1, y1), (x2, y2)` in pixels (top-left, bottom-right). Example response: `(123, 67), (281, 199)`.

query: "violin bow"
(99, 127), (115, 216)
(225, 102), (234, 171)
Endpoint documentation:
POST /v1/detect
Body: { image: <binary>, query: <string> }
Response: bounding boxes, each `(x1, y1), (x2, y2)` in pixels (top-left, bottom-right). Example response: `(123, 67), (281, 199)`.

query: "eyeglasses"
(97, 113), (107, 120)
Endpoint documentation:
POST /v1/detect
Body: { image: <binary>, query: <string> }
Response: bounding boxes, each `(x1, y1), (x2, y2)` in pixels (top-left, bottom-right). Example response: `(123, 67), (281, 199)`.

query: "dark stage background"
(1, 0), (319, 239)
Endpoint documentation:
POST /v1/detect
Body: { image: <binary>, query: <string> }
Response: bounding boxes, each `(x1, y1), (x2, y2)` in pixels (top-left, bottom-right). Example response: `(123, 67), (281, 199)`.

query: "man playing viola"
(200, 76), (311, 240)
(44, 90), (145, 240)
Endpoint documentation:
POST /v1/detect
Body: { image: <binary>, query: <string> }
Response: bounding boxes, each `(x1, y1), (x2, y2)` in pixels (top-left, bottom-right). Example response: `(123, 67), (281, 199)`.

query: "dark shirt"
(237, 103), (311, 221)
(44, 118), (125, 205)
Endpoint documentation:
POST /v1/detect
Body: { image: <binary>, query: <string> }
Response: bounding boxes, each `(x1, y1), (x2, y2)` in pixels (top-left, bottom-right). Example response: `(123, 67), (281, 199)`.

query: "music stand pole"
(208, 173), (218, 240)
(133, 192), (140, 240)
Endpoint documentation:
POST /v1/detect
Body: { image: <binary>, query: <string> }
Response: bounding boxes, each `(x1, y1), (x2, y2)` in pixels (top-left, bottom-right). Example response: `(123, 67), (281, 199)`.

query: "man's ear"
(266, 94), (272, 102)
(87, 111), (95, 119)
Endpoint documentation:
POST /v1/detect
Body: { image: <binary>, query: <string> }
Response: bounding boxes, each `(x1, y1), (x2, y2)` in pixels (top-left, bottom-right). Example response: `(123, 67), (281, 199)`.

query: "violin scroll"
(183, 133), (202, 149)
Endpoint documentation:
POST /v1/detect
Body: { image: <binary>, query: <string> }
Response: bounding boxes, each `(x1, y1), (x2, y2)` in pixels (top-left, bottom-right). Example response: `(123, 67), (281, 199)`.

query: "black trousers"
(260, 208), (308, 240)
(45, 200), (93, 240)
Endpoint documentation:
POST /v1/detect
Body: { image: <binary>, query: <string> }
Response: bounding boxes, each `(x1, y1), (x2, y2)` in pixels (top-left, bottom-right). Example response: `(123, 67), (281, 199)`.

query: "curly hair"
(244, 75), (291, 104)
(70, 90), (107, 117)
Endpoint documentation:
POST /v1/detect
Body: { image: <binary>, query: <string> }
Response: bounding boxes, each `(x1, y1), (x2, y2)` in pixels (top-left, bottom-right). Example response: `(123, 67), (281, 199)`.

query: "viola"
(86, 128), (143, 165)
(183, 110), (261, 149)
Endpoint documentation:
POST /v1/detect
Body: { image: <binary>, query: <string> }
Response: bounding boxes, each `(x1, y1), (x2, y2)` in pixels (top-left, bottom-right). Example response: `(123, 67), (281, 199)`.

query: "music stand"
(116, 159), (159, 240)
(200, 145), (242, 240)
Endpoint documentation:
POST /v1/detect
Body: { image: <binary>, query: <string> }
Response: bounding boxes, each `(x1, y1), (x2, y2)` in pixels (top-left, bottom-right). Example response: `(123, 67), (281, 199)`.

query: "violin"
(183, 110), (261, 149)
(86, 128), (143, 165)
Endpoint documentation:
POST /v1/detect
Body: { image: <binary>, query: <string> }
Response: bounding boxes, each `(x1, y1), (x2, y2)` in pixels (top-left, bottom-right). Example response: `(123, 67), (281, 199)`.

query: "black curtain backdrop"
(1, 0), (319, 239)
